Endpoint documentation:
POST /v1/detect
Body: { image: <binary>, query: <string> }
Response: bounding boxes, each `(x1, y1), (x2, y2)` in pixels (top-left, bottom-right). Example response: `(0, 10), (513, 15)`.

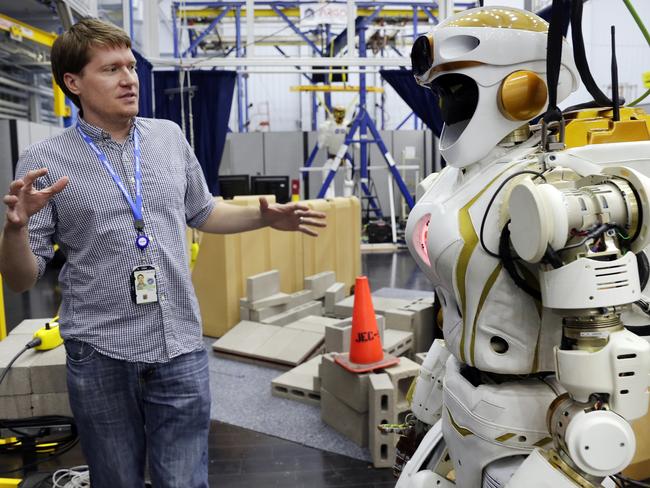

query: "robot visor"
(411, 35), (434, 79)
(428, 73), (478, 126)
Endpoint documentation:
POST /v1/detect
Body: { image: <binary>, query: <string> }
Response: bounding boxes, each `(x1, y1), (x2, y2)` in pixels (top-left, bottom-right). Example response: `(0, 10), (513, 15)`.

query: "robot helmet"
(411, 6), (579, 168)
(332, 105), (346, 124)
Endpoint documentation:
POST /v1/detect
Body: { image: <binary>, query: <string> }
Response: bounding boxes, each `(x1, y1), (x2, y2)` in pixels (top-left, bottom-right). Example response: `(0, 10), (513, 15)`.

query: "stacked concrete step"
(271, 355), (322, 406)
(319, 352), (420, 467)
(1, 319), (71, 419)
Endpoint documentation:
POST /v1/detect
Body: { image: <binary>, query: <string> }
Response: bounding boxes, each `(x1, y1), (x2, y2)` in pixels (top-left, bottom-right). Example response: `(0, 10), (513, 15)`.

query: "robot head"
(411, 7), (579, 168)
(333, 106), (346, 124)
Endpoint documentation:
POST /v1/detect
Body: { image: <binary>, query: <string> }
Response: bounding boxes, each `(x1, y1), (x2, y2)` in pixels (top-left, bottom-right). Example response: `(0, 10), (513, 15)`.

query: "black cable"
(542, 0), (565, 125)
(499, 220), (542, 300)
(479, 170), (547, 258)
(0, 337), (41, 387)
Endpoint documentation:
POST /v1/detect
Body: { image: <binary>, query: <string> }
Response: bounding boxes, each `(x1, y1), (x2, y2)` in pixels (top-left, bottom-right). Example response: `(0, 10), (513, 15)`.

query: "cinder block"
(240, 306), (250, 321)
(31, 392), (72, 417)
(9, 319), (51, 336)
(271, 355), (322, 406)
(321, 387), (368, 447)
(324, 316), (385, 353)
(324, 320), (351, 353)
(369, 373), (398, 468)
(0, 394), (32, 419)
(30, 345), (67, 394)
(382, 357), (420, 409)
(0, 336), (37, 396)
(250, 292), (291, 311)
(250, 303), (287, 322)
(320, 353), (371, 413)
(262, 301), (323, 326)
(287, 290), (314, 308)
(324, 282), (346, 314)
(304, 271), (336, 299)
(246, 270), (280, 302)
(383, 330), (414, 358)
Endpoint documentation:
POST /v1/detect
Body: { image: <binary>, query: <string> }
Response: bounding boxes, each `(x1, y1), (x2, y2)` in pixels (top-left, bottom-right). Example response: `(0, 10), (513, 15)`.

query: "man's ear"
(63, 72), (81, 96)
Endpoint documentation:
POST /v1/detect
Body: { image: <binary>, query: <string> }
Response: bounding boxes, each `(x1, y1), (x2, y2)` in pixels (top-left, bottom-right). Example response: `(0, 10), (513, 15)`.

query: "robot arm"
(411, 339), (450, 425)
(507, 164), (650, 479)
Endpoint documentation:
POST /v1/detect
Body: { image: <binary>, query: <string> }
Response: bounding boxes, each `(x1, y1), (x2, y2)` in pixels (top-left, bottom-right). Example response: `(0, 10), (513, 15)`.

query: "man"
(0, 18), (325, 488)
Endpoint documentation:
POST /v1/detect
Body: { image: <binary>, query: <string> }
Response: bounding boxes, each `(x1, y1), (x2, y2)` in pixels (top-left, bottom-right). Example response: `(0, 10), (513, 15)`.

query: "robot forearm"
(410, 339), (450, 425)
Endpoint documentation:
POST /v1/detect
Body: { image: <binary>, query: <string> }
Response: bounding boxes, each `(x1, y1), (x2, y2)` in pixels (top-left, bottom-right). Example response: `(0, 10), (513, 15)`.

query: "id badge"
(131, 265), (158, 304)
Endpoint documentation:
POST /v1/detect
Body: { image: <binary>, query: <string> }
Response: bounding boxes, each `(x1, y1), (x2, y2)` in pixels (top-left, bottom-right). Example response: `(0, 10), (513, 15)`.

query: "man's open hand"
(259, 197), (326, 237)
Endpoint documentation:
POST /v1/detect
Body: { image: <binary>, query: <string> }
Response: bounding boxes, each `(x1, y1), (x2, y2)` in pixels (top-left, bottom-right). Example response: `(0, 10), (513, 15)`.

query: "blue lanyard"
(77, 124), (149, 250)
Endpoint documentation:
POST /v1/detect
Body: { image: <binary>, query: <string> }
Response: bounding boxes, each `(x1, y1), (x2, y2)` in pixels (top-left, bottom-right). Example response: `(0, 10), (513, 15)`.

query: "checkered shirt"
(15, 117), (215, 363)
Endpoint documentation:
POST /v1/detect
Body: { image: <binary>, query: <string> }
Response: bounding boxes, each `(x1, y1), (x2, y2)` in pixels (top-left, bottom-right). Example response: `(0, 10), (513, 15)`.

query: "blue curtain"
(133, 49), (153, 118)
(153, 71), (236, 195)
(380, 70), (443, 136)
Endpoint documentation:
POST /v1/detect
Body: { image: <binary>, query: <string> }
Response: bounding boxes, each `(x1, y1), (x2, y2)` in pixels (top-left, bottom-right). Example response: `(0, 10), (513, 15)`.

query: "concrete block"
(0, 394), (32, 419)
(383, 330), (414, 358)
(321, 387), (368, 447)
(262, 301), (323, 326)
(304, 271), (336, 299)
(383, 357), (420, 409)
(369, 373), (398, 468)
(324, 316), (386, 353)
(31, 392), (72, 417)
(401, 302), (435, 352)
(9, 318), (51, 336)
(240, 306), (250, 321)
(249, 303), (287, 322)
(29, 345), (67, 394)
(333, 295), (411, 318)
(246, 270), (280, 302)
(320, 353), (371, 413)
(324, 282), (346, 314)
(0, 336), (37, 396)
(415, 352), (427, 365)
(271, 355), (322, 406)
(324, 320), (351, 353)
(249, 292), (291, 311)
(287, 290), (314, 308)
(384, 308), (414, 331)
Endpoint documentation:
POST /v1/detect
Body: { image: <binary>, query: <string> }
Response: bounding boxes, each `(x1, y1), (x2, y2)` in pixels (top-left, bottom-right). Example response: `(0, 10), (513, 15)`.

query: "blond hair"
(51, 18), (132, 109)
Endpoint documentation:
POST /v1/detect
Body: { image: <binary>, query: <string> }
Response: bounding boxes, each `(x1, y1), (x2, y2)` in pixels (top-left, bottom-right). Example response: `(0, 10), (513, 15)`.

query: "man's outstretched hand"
(259, 197), (327, 237)
(3, 168), (69, 230)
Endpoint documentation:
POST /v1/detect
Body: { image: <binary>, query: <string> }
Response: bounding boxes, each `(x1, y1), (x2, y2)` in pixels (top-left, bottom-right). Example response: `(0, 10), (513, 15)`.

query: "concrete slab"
(321, 388), (368, 447)
(249, 292), (291, 311)
(261, 301), (323, 326)
(240, 306), (250, 321)
(212, 321), (278, 353)
(271, 355), (322, 406)
(246, 270), (280, 302)
(304, 271), (336, 299)
(333, 295), (412, 318)
(249, 303), (288, 322)
(286, 316), (341, 335)
(324, 282), (346, 314)
(287, 290), (314, 308)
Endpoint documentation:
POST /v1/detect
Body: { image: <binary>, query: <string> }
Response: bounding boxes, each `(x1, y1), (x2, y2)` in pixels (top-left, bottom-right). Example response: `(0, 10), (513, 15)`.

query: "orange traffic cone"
(335, 276), (400, 373)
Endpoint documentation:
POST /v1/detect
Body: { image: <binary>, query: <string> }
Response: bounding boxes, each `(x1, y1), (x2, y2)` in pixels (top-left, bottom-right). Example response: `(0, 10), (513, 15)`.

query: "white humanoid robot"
(399, 6), (650, 488)
(318, 105), (354, 198)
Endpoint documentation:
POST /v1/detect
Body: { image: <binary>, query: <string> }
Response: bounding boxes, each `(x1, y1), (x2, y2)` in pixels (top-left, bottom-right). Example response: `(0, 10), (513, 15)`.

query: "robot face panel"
(333, 106), (346, 124)
(411, 6), (578, 168)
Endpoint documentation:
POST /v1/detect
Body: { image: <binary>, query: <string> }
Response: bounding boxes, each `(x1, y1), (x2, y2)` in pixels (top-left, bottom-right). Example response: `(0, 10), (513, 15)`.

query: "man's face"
(65, 45), (139, 121)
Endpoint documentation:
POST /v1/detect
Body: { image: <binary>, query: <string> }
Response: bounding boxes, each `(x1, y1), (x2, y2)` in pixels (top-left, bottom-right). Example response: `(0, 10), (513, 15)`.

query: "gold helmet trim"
(439, 7), (549, 33)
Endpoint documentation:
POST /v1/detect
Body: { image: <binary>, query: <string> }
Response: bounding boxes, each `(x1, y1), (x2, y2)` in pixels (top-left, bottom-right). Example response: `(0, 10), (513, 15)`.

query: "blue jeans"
(65, 340), (210, 488)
